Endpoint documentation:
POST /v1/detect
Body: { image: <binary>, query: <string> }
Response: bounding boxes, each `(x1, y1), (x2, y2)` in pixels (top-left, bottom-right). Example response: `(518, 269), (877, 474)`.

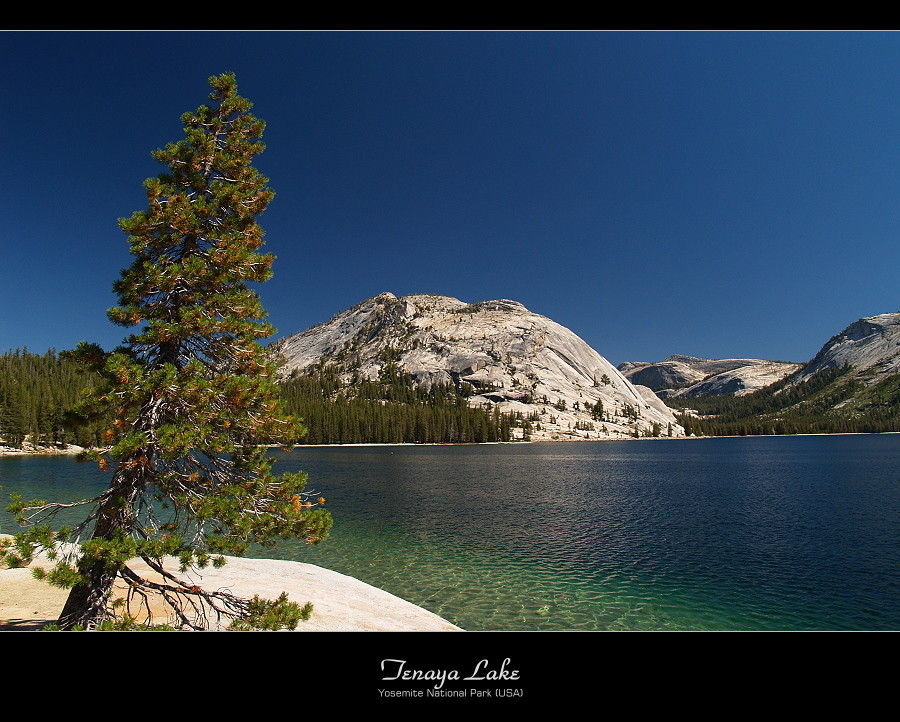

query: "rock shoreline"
(0, 442), (86, 456)
(0, 538), (461, 631)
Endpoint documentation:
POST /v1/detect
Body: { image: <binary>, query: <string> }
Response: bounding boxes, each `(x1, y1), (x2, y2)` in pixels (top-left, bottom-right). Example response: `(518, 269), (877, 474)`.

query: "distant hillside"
(0, 349), (106, 450)
(9, 309), (897, 448)
(665, 313), (900, 436)
(276, 292), (683, 441)
(618, 355), (801, 398)
(796, 312), (900, 383)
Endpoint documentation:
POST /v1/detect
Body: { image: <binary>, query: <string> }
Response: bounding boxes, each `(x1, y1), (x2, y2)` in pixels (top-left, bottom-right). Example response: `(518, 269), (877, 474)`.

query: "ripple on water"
(3, 436), (900, 631)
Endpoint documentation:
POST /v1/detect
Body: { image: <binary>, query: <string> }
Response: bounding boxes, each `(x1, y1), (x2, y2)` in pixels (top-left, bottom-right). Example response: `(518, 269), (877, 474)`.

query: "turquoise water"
(3, 435), (899, 630)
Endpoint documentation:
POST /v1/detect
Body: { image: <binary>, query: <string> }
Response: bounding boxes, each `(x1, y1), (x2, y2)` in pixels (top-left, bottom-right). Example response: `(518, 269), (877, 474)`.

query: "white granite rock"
(0, 537), (460, 631)
(276, 293), (683, 440)
(619, 356), (801, 398)
(798, 312), (900, 382)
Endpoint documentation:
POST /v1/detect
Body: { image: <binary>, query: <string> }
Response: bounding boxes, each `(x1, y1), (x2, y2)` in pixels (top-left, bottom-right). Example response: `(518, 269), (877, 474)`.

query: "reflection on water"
(3, 435), (899, 630)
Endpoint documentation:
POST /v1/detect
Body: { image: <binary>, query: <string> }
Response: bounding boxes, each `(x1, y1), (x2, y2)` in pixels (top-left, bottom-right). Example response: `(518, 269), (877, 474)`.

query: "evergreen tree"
(0, 349), (105, 448)
(9, 73), (331, 630)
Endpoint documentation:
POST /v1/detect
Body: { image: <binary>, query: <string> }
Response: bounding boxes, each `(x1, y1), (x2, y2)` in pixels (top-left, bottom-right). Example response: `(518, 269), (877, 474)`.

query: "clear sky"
(3, 31), (898, 366)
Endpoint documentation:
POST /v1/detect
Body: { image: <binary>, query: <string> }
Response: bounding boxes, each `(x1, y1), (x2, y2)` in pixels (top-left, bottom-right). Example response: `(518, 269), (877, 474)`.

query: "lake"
(2, 434), (898, 631)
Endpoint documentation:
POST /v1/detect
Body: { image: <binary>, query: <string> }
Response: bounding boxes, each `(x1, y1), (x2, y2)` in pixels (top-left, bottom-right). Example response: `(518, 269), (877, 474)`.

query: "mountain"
(618, 355), (802, 398)
(275, 293), (683, 440)
(666, 312), (900, 436)
(621, 313), (900, 401)
(796, 312), (900, 383)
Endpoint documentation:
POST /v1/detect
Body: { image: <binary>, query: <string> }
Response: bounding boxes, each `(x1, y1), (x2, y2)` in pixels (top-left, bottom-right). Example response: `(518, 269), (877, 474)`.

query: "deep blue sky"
(3, 31), (898, 366)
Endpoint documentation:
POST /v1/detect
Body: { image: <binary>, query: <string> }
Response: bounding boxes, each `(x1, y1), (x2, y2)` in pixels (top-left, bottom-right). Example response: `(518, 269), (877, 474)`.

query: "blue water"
(3, 435), (898, 630)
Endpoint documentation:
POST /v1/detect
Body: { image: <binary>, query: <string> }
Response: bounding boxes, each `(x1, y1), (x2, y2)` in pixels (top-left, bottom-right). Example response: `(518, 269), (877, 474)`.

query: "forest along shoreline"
(4, 432), (899, 457)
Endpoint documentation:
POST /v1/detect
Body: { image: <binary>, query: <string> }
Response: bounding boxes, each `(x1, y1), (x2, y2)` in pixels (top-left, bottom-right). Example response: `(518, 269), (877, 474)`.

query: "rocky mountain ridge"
(618, 356), (802, 398)
(276, 293), (683, 440)
(666, 312), (900, 436)
(619, 312), (900, 401)
(797, 312), (900, 383)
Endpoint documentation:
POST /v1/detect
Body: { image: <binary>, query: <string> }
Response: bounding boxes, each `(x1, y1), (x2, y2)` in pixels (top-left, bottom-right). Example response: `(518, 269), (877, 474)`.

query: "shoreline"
(0, 443), (86, 457)
(0, 536), (461, 631)
(4, 430), (899, 457)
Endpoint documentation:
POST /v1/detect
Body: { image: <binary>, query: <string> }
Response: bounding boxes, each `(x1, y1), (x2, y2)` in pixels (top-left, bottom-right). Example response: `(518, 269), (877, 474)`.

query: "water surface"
(3, 435), (898, 630)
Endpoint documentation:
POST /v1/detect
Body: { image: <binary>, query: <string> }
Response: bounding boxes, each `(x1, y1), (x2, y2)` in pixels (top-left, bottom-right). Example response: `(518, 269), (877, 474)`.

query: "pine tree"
(9, 73), (331, 630)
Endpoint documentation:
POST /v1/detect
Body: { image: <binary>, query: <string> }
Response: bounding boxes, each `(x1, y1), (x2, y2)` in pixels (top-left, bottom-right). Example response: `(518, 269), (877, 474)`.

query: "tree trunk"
(57, 469), (140, 629)
(57, 558), (121, 629)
